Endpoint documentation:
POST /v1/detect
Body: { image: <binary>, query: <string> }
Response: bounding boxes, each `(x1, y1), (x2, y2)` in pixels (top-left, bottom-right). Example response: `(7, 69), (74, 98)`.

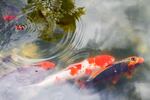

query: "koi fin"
(75, 79), (86, 89)
(124, 71), (133, 79)
(112, 76), (120, 84)
(87, 69), (102, 81)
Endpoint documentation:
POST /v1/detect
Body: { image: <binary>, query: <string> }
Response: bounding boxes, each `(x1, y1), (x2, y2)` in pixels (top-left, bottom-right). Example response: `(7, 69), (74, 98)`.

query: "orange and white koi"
(35, 55), (115, 86)
(35, 55), (144, 87)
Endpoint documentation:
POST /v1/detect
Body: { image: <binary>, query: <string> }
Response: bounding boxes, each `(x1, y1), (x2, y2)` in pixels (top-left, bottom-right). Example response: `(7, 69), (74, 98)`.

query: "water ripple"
(12, 17), (86, 67)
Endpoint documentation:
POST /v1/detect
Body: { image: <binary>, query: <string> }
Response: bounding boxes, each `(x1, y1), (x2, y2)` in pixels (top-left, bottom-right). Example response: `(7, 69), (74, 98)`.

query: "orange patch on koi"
(36, 61), (56, 70)
(70, 68), (78, 76)
(94, 55), (115, 67)
(85, 68), (92, 75)
(68, 64), (82, 76)
(88, 55), (115, 68)
(88, 57), (95, 64)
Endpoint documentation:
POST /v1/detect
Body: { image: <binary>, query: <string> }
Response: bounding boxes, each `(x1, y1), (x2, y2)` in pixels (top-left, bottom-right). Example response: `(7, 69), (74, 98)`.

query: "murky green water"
(0, 0), (150, 100)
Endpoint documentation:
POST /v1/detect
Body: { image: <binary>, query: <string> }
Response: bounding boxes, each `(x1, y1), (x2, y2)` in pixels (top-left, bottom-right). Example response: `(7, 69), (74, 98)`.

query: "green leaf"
(23, 0), (85, 42)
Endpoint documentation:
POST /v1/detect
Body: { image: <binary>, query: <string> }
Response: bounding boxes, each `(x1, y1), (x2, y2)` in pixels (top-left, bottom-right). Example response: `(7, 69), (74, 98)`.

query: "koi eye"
(131, 57), (136, 61)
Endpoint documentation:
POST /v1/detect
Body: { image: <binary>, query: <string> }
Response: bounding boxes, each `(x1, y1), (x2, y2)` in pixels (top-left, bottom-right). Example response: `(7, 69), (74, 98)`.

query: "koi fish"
(15, 25), (25, 31)
(34, 55), (144, 87)
(35, 55), (115, 86)
(88, 56), (144, 85)
(32, 61), (56, 70)
(3, 15), (16, 21)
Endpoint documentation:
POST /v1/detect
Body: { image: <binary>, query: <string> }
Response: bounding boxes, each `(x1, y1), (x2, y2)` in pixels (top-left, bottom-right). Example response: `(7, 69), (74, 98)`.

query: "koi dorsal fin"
(87, 66), (111, 81)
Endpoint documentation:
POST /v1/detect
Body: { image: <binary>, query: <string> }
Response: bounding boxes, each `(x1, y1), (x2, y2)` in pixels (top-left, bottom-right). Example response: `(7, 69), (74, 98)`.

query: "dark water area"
(0, 0), (150, 100)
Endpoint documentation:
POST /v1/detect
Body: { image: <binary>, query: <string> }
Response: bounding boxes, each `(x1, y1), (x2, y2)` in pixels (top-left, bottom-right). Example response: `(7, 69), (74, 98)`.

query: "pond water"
(0, 0), (150, 100)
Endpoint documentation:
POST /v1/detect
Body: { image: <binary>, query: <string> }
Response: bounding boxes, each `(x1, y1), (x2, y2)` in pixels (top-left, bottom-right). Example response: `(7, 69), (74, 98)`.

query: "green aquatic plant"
(23, 0), (85, 42)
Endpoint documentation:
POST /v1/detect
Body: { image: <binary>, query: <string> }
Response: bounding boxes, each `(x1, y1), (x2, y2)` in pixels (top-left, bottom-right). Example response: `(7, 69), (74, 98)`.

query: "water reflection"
(0, 0), (150, 100)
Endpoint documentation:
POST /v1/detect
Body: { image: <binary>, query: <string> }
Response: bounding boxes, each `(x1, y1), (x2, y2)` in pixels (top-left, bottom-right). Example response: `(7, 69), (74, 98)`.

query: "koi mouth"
(138, 57), (144, 64)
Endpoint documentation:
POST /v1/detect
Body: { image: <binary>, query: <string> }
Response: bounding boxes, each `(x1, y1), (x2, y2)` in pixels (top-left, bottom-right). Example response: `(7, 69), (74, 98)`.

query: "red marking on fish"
(85, 68), (92, 75)
(87, 55), (115, 68)
(15, 25), (25, 30)
(76, 64), (82, 69)
(70, 68), (78, 76)
(94, 55), (115, 67)
(35, 61), (56, 70)
(65, 55), (115, 78)
(3, 15), (16, 21)
(88, 57), (95, 64)
(67, 64), (82, 76)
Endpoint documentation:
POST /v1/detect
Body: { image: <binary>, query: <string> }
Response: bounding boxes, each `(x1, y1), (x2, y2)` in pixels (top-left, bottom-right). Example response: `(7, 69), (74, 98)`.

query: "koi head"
(124, 56), (144, 68)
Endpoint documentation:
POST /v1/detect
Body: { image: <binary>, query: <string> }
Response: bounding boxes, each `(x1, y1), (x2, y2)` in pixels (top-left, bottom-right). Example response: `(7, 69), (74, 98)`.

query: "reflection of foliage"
(18, 43), (40, 58)
(23, 0), (85, 42)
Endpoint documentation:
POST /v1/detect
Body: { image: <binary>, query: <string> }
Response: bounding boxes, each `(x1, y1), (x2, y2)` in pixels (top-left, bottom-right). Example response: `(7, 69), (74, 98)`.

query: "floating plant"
(23, 0), (85, 42)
